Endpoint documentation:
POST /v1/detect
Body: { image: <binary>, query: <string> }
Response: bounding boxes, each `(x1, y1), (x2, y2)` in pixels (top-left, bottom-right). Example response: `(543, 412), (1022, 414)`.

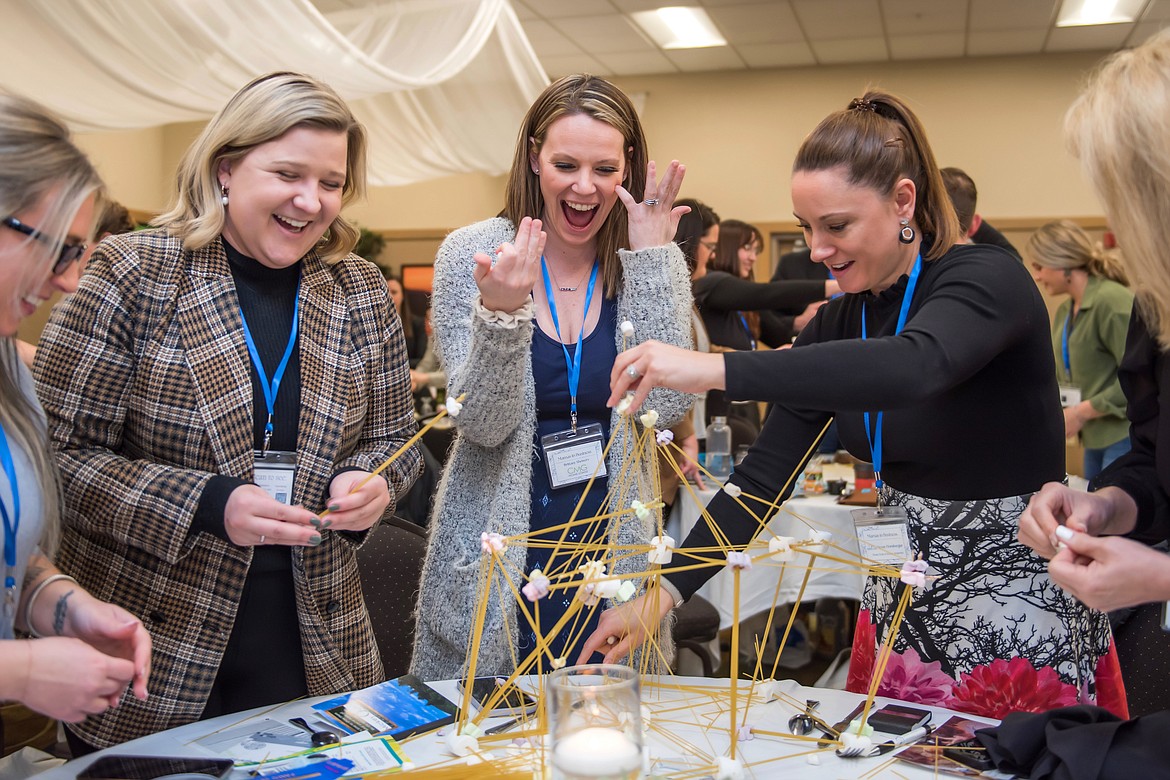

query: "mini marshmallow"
(551, 657), (566, 670)
(768, 536), (796, 562)
(616, 394), (634, 415)
(900, 559), (929, 588)
(620, 320), (635, 337)
(655, 429), (674, 446)
(648, 534), (675, 565)
(630, 500), (651, 521)
(726, 551), (753, 570)
(480, 531), (506, 555)
(722, 483), (742, 498)
(716, 756), (745, 779)
(444, 397), (463, 417)
(614, 581), (637, 602)
(578, 560), (606, 581)
(639, 409), (659, 429)
(807, 754), (821, 766)
(807, 529), (831, 553)
(593, 577), (622, 600)
(840, 733), (873, 754)
(737, 724), (754, 742)
(445, 731), (479, 757)
(522, 569), (550, 602)
(756, 678), (778, 701)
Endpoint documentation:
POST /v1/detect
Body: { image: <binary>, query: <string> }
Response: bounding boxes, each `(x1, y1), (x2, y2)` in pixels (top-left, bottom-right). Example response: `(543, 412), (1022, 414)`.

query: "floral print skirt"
(845, 486), (1128, 719)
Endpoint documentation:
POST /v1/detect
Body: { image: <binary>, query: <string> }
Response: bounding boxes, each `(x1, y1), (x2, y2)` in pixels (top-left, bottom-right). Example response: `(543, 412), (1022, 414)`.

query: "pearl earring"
(220, 184), (229, 207)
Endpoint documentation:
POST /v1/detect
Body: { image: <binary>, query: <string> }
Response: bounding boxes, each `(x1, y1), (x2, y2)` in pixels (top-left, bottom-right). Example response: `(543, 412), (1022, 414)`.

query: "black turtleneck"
(666, 242), (1065, 601)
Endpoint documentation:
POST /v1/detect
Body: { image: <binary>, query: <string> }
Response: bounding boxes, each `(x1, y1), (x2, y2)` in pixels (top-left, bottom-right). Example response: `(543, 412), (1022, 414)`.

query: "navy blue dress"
(520, 293), (617, 662)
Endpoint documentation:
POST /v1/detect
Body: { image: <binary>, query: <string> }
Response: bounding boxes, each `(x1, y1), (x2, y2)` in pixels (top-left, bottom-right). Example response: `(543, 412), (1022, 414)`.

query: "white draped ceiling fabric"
(0, 0), (549, 185)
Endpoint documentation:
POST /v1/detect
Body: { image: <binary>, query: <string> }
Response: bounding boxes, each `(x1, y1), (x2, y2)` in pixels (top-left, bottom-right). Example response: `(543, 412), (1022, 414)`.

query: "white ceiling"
(512, 0), (1170, 76)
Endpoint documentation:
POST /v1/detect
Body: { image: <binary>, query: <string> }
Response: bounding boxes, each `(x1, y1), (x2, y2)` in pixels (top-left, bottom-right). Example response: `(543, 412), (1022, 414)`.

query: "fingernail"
(311, 517), (322, 528)
(309, 534), (322, 546)
(1055, 525), (1075, 541)
(329, 504), (341, 512)
(323, 519), (333, 529)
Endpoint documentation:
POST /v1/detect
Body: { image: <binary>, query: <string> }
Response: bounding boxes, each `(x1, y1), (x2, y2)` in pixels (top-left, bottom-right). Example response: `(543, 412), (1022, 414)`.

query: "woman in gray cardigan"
(410, 75), (694, 680)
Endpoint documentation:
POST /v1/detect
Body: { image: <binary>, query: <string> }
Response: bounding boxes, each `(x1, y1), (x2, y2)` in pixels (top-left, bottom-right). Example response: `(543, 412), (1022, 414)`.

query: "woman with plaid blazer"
(33, 73), (421, 749)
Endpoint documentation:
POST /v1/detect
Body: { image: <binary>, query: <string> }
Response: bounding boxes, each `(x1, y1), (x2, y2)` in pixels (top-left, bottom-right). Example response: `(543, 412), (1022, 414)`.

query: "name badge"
(851, 507), (914, 566)
(254, 450), (297, 505)
(541, 423), (607, 490)
(1058, 384), (1082, 408)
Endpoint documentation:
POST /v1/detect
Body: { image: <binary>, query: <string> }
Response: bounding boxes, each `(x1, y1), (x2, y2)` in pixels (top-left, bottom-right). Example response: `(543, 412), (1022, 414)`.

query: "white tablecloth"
(39, 677), (1001, 779)
(668, 487), (865, 629)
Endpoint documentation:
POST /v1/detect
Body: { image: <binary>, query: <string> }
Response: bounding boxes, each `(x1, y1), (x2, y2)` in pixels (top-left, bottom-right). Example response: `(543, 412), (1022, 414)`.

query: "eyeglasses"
(2, 216), (88, 276)
(699, 240), (718, 253)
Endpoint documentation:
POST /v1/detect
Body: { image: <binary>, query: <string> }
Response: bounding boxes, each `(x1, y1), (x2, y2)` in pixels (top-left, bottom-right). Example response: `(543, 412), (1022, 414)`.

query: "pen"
(874, 724), (933, 755)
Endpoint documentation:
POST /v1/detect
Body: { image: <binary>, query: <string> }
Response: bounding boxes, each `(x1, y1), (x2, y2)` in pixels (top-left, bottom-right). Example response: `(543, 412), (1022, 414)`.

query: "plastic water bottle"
(705, 416), (732, 482)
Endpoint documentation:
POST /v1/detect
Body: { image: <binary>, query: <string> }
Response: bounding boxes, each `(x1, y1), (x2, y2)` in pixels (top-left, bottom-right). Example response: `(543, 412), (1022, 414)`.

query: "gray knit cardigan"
(409, 217), (694, 681)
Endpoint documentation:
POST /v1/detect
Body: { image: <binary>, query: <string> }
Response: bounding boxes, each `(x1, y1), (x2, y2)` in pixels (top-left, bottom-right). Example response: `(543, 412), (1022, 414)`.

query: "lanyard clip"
(262, 415), (274, 456)
(874, 471), (884, 509)
(570, 409), (578, 434)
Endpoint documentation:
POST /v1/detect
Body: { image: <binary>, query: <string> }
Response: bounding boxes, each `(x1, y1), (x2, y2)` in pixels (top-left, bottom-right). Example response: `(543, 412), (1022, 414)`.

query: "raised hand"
(618, 160), (689, 251)
(473, 216), (546, 312)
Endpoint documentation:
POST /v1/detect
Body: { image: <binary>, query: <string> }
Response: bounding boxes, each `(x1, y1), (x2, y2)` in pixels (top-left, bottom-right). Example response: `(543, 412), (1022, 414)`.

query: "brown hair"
(793, 90), (960, 261)
(672, 198), (720, 276)
(940, 167), (977, 234)
(502, 74), (648, 296)
(712, 219), (763, 339)
(1026, 220), (1128, 285)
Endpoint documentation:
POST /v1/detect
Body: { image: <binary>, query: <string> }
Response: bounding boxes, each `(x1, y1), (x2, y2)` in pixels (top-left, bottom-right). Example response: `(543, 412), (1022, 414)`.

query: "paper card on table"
(194, 718), (313, 761)
(311, 674), (458, 740)
(250, 735), (406, 777)
(895, 716), (1006, 778)
(256, 757), (355, 780)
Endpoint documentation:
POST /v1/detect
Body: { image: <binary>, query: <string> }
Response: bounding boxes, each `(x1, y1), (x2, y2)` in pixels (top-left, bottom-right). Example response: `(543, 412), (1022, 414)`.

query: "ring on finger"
(258, 534), (266, 545)
(626, 365), (640, 379)
(644, 198), (660, 206)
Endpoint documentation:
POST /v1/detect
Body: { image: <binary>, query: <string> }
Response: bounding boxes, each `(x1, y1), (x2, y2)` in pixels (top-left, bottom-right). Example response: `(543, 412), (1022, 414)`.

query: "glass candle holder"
(548, 664), (643, 780)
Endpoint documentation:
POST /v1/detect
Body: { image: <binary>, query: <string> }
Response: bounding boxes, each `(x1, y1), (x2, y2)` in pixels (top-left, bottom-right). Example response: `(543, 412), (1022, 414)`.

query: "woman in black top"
(582, 89), (1126, 720)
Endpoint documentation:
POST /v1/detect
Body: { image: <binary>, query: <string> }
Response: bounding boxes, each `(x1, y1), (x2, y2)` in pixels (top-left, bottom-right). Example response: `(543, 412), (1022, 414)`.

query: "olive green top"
(1050, 275), (1134, 449)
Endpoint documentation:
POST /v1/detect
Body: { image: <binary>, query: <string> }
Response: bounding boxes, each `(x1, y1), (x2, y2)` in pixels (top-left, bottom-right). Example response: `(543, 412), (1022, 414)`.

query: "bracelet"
(23, 574), (78, 638)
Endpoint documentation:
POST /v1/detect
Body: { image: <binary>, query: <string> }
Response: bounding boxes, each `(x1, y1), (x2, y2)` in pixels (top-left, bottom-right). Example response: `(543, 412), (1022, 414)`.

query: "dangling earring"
(220, 184), (229, 207)
(318, 228), (332, 246)
(898, 219), (915, 244)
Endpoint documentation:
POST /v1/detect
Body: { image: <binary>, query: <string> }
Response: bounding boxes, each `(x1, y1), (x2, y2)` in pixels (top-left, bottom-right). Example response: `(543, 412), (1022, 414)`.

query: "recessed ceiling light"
(631, 6), (726, 49)
(1056, 0), (1145, 27)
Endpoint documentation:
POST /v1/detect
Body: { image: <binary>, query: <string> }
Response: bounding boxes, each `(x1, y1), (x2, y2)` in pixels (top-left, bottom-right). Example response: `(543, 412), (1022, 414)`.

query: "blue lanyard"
(239, 281), (300, 454)
(0, 422), (20, 608)
(861, 254), (923, 491)
(738, 313), (757, 350)
(541, 257), (600, 432)
(1061, 311), (1073, 378)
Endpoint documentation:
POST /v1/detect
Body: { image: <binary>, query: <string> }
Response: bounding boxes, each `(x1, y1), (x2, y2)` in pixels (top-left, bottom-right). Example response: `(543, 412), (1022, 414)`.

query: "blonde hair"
(1066, 29), (1170, 347)
(154, 72), (367, 264)
(1026, 220), (1128, 285)
(794, 89), (961, 261)
(502, 74), (648, 296)
(0, 92), (105, 555)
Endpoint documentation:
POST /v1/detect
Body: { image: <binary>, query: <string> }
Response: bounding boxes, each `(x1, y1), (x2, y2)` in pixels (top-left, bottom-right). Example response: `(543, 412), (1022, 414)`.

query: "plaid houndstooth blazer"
(33, 228), (422, 747)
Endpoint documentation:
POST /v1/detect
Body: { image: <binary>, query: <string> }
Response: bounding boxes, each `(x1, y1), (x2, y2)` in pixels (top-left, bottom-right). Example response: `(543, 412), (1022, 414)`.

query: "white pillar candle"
(552, 726), (641, 779)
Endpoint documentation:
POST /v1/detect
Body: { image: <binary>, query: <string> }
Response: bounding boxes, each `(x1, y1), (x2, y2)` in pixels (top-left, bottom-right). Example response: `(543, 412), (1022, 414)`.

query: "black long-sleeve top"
(1091, 305), (1170, 543)
(667, 243), (1065, 600)
(692, 270), (825, 350)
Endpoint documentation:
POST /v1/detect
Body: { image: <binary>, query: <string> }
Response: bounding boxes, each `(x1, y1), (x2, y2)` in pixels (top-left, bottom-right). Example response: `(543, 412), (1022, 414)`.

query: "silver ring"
(627, 365), (640, 379)
(644, 198), (659, 206)
(258, 534), (266, 545)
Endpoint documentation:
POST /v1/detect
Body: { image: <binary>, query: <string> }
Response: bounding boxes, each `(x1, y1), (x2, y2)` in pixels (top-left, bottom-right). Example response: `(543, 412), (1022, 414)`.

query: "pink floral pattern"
(950, 657), (1081, 719)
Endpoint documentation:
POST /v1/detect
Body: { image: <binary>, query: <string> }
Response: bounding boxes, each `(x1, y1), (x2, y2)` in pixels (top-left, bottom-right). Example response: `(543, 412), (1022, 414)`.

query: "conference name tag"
(1058, 384), (1082, 408)
(254, 450), (297, 505)
(851, 507), (913, 566)
(541, 423), (607, 489)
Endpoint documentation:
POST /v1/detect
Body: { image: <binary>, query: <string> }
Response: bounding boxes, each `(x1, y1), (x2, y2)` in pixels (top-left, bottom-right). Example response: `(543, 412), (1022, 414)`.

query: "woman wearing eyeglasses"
(692, 218), (837, 443)
(0, 92), (151, 726)
(34, 73), (420, 751)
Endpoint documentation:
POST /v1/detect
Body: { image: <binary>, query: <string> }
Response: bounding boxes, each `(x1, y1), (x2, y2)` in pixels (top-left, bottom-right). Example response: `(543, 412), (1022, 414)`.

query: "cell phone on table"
(942, 738), (994, 771)
(456, 676), (539, 716)
(76, 754), (234, 780)
(866, 703), (932, 735)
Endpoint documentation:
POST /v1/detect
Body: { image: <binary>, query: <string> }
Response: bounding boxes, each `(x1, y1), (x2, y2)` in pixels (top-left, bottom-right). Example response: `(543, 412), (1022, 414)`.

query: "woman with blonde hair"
(1027, 220), (1133, 478)
(35, 72), (420, 750)
(0, 92), (150, 726)
(585, 89), (1126, 720)
(410, 74), (693, 680)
